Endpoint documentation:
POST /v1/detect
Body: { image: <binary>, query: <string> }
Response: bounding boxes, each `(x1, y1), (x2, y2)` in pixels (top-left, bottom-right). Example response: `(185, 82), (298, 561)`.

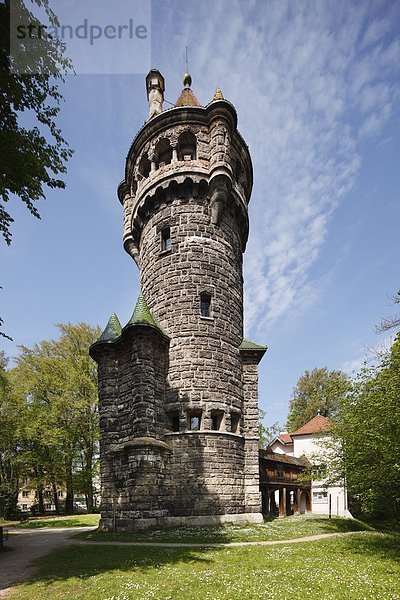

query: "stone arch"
(178, 131), (197, 161)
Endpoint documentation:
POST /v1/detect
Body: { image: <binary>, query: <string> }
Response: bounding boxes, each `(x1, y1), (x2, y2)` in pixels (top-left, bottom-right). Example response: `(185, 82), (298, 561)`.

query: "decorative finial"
(317, 409), (321, 416)
(183, 46), (192, 88)
(183, 72), (192, 88)
(213, 88), (224, 101)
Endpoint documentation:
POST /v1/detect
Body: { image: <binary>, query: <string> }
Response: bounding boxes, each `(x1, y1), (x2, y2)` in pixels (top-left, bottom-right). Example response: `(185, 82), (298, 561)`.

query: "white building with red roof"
(271, 414), (352, 518)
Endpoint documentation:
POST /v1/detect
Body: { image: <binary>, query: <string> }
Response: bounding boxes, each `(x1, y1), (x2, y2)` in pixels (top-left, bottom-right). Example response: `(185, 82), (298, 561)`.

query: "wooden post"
(279, 488), (286, 517)
(293, 488), (301, 514)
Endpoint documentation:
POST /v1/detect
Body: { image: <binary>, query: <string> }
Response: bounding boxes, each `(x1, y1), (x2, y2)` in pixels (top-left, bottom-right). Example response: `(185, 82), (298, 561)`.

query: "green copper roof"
(126, 294), (163, 332)
(97, 313), (122, 343)
(239, 338), (267, 350)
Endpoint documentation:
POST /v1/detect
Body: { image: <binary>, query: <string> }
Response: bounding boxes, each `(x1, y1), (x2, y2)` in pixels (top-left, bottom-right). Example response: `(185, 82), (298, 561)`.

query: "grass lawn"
(15, 514), (100, 529)
(77, 514), (370, 544)
(7, 531), (400, 599)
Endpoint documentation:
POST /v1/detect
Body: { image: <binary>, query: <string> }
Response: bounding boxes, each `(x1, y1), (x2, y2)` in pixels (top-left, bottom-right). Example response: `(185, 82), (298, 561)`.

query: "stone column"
(241, 359), (262, 514)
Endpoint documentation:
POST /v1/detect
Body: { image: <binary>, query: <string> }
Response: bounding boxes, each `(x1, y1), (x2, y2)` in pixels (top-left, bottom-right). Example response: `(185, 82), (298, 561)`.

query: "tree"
(286, 367), (350, 432)
(0, 353), (25, 518)
(259, 409), (281, 448)
(12, 322), (100, 514)
(0, 0), (73, 245)
(328, 334), (400, 519)
(376, 289), (400, 333)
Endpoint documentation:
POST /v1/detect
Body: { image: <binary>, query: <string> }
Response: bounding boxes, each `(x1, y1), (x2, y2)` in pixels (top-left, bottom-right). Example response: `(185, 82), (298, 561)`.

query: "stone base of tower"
(98, 432), (263, 531)
(99, 512), (264, 532)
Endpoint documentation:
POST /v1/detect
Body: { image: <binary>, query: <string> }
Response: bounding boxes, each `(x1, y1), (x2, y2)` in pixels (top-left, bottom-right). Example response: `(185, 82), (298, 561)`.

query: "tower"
(90, 71), (267, 530)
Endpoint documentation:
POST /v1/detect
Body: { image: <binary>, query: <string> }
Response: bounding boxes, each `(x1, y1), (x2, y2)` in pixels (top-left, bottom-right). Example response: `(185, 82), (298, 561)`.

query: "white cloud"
(156, 0), (400, 337)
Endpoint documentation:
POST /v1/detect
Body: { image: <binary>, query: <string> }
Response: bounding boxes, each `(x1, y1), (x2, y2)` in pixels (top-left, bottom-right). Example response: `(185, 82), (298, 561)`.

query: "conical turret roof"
(126, 294), (164, 332)
(96, 313), (122, 343)
(175, 72), (201, 107)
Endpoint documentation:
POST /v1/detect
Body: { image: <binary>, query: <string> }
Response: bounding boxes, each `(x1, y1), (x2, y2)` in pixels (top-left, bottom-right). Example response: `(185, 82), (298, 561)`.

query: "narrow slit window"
(211, 411), (223, 431)
(168, 411), (180, 432)
(200, 293), (211, 317)
(161, 227), (171, 251)
(231, 413), (240, 434)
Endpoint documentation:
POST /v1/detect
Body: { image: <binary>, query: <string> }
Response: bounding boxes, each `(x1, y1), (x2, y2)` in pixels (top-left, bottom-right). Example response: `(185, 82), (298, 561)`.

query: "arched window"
(178, 131), (196, 161)
(138, 154), (151, 179)
(155, 138), (172, 168)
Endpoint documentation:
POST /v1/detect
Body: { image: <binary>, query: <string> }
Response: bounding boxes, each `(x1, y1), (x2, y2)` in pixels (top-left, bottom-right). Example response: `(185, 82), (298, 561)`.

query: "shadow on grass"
(291, 516), (372, 533)
(339, 530), (400, 563)
(9, 542), (224, 595)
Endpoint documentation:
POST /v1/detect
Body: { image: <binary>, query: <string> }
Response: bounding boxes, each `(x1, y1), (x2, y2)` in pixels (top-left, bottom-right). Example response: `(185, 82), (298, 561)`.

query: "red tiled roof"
(279, 433), (293, 444)
(175, 88), (201, 107)
(290, 415), (332, 436)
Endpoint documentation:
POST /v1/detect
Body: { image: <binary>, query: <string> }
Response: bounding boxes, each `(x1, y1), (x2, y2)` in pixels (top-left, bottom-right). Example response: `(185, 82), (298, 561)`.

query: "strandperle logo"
(9, 0), (151, 75)
(16, 18), (148, 46)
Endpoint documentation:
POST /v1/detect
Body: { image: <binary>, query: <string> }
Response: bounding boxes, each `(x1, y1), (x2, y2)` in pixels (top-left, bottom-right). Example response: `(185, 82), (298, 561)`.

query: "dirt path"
(75, 530), (366, 548)
(0, 527), (96, 597)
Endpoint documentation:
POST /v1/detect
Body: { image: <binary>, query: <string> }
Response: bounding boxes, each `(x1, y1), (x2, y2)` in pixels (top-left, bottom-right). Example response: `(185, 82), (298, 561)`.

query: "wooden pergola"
(259, 448), (311, 517)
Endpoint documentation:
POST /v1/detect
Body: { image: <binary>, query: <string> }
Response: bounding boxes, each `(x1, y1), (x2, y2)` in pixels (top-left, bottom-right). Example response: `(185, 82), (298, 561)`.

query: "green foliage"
(258, 409), (280, 448)
(2, 323), (100, 515)
(332, 334), (400, 519)
(0, 0), (73, 245)
(0, 354), (25, 518)
(286, 367), (350, 432)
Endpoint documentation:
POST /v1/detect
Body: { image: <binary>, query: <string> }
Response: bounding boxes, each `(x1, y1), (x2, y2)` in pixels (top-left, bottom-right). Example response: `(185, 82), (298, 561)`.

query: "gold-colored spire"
(213, 88), (224, 101)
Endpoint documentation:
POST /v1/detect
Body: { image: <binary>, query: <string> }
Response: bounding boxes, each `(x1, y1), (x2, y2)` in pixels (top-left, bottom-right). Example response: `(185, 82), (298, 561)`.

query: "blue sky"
(1, 0), (399, 428)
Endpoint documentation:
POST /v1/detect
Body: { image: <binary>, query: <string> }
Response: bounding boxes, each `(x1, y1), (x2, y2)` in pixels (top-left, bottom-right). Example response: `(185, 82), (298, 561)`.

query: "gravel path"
(0, 527), (96, 597)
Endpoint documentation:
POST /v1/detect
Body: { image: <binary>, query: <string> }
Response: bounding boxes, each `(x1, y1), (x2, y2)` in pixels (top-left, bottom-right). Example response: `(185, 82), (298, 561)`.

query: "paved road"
(0, 527), (95, 597)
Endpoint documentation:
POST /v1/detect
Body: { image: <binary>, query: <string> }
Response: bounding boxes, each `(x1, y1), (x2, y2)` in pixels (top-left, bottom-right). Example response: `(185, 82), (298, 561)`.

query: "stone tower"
(90, 70), (267, 530)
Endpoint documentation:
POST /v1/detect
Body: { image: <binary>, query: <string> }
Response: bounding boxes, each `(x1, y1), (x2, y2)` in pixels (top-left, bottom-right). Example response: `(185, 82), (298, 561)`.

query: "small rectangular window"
(231, 413), (240, 433)
(167, 411), (180, 432)
(161, 227), (171, 251)
(188, 413), (201, 431)
(211, 411), (223, 431)
(22, 490), (29, 498)
(200, 293), (211, 317)
(22, 504), (28, 510)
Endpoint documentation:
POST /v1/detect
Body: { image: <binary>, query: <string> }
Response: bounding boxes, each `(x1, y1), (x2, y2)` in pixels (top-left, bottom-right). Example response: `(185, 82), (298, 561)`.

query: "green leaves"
(286, 367), (350, 432)
(0, 323), (101, 516)
(0, 0), (73, 245)
(330, 334), (400, 518)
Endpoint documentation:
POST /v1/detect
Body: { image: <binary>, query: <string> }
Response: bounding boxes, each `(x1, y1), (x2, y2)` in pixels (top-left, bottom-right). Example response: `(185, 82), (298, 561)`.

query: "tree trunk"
(37, 487), (45, 514)
(65, 464), (74, 514)
(52, 481), (59, 514)
(84, 448), (94, 513)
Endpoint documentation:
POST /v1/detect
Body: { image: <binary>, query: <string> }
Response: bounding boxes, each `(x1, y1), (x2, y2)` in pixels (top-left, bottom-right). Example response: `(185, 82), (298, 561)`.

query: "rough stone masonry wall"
(97, 326), (169, 525)
(140, 183), (244, 426)
(242, 357), (262, 513)
(137, 182), (249, 517)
